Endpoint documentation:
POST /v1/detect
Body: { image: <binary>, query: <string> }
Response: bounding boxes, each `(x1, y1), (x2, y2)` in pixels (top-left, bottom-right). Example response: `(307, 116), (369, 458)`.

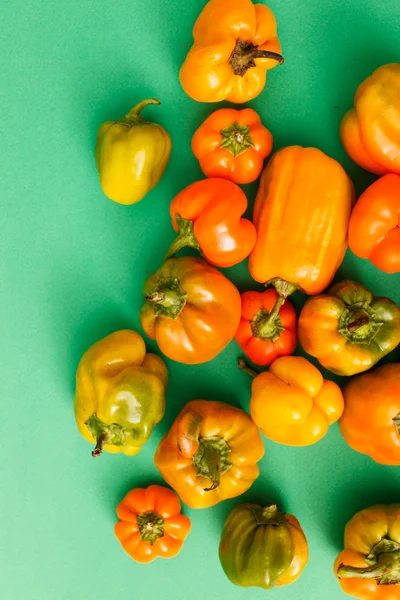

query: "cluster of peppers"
(77, 0), (400, 597)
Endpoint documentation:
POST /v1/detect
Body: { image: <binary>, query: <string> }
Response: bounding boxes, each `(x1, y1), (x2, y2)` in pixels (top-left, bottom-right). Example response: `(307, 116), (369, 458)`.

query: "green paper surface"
(1, 0), (400, 598)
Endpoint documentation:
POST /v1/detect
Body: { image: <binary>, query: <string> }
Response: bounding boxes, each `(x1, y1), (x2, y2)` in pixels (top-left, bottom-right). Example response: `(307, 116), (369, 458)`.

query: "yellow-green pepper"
(74, 330), (167, 457)
(95, 99), (171, 205)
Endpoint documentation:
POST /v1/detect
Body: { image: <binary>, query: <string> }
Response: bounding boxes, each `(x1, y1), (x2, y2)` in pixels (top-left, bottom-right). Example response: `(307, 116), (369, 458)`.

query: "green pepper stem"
(92, 433), (108, 458)
(164, 215), (201, 261)
(125, 98), (161, 120)
(338, 539), (400, 585)
(265, 278), (302, 299)
(238, 358), (259, 378)
(192, 437), (232, 491)
(146, 289), (181, 308)
(347, 315), (370, 333)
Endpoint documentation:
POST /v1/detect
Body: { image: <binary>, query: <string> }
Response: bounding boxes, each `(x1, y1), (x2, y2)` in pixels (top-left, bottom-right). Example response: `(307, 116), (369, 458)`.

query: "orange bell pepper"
(140, 256), (241, 364)
(239, 356), (344, 446)
(164, 178), (256, 268)
(154, 400), (264, 508)
(249, 146), (354, 296)
(349, 174), (400, 274)
(180, 0), (283, 104)
(340, 363), (400, 465)
(335, 504), (400, 598)
(341, 64), (400, 175)
(115, 484), (191, 563)
(235, 289), (297, 367)
(192, 108), (273, 184)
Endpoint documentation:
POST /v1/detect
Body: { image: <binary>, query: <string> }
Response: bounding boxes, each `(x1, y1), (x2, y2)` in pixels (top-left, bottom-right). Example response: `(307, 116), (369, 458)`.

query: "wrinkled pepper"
(340, 363), (400, 465)
(192, 108), (273, 184)
(341, 64), (400, 175)
(74, 330), (167, 457)
(154, 400), (264, 508)
(96, 99), (171, 205)
(335, 504), (400, 598)
(298, 280), (400, 376)
(249, 146), (354, 296)
(164, 178), (256, 268)
(115, 484), (191, 563)
(235, 289), (297, 366)
(180, 0), (283, 103)
(349, 174), (400, 274)
(140, 256), (241, 364)
(220, 503), (308, 589)
(239, 356), (344, 446)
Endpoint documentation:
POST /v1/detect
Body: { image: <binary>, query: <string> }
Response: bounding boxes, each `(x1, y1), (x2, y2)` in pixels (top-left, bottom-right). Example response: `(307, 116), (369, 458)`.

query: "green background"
(2, 0), (400, 598)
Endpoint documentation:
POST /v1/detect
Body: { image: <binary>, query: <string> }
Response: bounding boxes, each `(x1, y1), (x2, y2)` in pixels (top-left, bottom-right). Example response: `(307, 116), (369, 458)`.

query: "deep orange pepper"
(164, 179), (256, 268)
(192, 108), (273, 184)
(180, 0), (283, 104)
(349, 174), (400, 274)
(235, 289), (297, 367)
(340, 363), (400, 465)
(154, 400), (264, 508)
(341, 64), (400, 175)
(115, 484), (191, 563)
(240, 356), (344, 446)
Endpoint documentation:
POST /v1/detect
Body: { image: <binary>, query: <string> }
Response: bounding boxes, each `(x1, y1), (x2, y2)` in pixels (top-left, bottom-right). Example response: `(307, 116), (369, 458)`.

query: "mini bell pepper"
(74, 330), (167, 457)
(140, 256), (241, 364)
(95, 98), (171, 205)
(220, 503), (308, 589)
(164, 179), (256, 268)
(335, 504), (400, 598)
(192, 108), (273, 184)
(239, 356), (344, 446)
(154, 400), (264, 508)
(349, 174), (400, 274)
(340, 363), (400, 465)
(235, 289), (297, 367)
(115, 484), (191, 564)
(341, 64), (400, 175)
(180, 0), (283, 104)
(298, 280), (400, 376)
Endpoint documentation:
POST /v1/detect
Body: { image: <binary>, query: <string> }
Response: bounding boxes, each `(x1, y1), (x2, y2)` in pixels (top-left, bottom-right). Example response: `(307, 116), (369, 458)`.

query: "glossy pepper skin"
(180, 0), (283, 104)
(341, 64), (400, 175)
(95, 99), (171, 205)
(235, 289), (297, 367)
(114, 485), (191, 564)
(74, 330), (167, 457)
(335, 504), (400, 598)
(349, 175), (400, 274)
(240, 356), (344, 446)
(249, 146), (354, 295)
(192, 108), (273, 184)
(220, 503), (308, 589)
(164, 179), (256, 268)
(140, 256), (241, 364)
(298, 280), (400, 376)
(340, 363), (400, 465)
(154, 400), (264, 509)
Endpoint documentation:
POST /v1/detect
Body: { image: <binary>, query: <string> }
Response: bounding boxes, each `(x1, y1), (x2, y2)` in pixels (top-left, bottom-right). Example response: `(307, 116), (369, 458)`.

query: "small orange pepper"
(115, 484), (191, 563)
(240, 356), (344, 446)
(192, 108), (273, 184)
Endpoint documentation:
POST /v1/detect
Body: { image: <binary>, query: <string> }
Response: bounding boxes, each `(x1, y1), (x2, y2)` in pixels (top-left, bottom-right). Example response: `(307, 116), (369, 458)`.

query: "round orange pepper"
(235, 289), (297, 366)
(249, 146), (354, 296)
(349, 174), (400, 274)
(115, 484), (191, 563)
(334, 504), (400, 598)
(340, 363), (400, 465)
(154, 400), (264, 508)
(140, 256), (241, 364)
(180, 0), (283, 103)
(192, 108), (273, 184)
(341, 64), (400, 175)
(240, 356), (344, 446)
(164, 179), (256, 268)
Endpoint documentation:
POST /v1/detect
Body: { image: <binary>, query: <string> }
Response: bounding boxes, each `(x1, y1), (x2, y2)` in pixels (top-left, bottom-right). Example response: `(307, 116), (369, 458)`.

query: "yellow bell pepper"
(74, 330), (168, 457)
(95, 99), (172, 205)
